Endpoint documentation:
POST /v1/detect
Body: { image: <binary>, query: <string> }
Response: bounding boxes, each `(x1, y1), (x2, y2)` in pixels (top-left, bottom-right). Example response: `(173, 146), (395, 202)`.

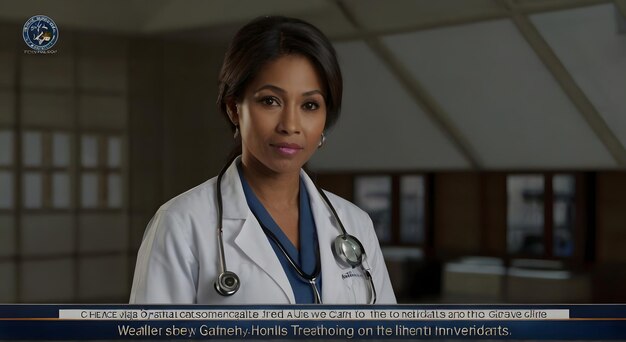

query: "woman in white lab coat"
(130, 16), (396, 304)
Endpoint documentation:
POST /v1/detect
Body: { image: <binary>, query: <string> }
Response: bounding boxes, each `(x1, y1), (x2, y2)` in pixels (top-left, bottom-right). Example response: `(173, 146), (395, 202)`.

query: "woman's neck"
(240, 156), (300, 211)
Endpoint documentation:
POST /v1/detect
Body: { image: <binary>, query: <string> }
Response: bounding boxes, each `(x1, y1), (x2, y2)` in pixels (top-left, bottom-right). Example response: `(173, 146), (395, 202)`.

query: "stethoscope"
(213, 157), (377, 304)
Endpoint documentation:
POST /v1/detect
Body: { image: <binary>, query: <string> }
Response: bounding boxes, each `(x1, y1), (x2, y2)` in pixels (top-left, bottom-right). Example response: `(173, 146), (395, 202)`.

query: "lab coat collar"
(221, 156), (334, 222)
(220, 156), (251, 220)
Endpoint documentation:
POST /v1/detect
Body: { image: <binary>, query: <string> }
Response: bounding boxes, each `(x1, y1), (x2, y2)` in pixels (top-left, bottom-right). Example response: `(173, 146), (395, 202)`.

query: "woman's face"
(234, 54), (327, 176)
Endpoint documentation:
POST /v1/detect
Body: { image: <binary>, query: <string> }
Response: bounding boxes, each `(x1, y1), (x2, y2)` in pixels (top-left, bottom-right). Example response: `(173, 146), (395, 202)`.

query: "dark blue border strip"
(1, 305), (626, 340)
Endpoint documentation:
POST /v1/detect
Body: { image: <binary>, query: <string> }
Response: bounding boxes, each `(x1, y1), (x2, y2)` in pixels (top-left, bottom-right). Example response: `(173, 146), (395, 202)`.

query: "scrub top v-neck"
(237, 164), (322, 303)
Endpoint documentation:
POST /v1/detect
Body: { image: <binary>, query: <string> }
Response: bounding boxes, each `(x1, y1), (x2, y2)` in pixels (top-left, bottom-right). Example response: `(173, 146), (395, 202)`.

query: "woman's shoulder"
(319, 189), (370, 222)
(157, 176), (219, 216)
(142, 176), (219, 249)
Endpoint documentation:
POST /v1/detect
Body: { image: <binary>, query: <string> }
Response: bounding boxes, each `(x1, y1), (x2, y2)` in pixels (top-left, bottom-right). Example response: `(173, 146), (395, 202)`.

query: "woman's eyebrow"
(255, 84), (323, 97)
(255, 84), (285, 94)
(302, 89), (323, 97)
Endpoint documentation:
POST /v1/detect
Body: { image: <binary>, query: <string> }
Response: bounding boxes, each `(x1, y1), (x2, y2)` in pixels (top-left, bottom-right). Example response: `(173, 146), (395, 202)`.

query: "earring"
(318, 132), (326, 148)
(233, 125), (240, 139)
(231, 104), (240, 139)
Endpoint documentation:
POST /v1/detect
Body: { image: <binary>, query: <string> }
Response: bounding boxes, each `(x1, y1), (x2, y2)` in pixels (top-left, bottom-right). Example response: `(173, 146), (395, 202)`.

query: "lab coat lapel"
(300, 171), (347, 304)
(221, 157), (295, 303)
(233, 217), (296, 303)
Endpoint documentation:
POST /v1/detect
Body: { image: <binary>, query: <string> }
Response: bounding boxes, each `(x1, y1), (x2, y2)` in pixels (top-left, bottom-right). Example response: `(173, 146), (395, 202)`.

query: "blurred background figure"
(0, 0), (625, 304)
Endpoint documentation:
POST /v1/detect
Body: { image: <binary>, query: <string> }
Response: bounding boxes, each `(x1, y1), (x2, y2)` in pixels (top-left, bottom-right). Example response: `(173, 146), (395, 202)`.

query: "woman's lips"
(271, 143), (303, 156)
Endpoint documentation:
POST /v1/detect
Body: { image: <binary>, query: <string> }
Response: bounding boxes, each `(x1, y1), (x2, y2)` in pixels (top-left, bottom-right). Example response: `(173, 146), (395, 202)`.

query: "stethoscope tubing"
(215, 162), (228, 276)
(254, 214), (321, 283)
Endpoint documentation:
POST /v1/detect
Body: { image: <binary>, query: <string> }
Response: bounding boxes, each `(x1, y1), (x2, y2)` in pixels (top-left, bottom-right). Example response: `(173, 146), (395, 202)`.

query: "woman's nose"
(277, 104), (301, 134)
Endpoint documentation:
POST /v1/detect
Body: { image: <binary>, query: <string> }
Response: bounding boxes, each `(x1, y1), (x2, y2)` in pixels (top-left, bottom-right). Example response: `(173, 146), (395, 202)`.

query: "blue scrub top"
(237, 164), (322, 303)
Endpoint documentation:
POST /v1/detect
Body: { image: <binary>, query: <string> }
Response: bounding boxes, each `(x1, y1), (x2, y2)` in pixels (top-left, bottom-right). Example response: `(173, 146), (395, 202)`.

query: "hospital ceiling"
(1, 0), (625, 171)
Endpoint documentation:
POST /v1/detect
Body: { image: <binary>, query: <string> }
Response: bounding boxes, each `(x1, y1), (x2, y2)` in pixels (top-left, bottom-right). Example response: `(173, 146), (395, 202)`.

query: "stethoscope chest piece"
(215, 271), (240, 296)
(333, 234), (365, 268)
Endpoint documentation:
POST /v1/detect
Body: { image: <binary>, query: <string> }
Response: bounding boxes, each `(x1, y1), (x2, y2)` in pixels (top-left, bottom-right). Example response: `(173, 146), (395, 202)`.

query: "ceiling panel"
(142, 0), (330, 33)
(340, 0), (506, 35)
(297, 6), (359, 40)
(531, 4), (626, 156)
(382, 19), (616, 169)
(516, 0), (612, 12)
(309, 40), (470, 171)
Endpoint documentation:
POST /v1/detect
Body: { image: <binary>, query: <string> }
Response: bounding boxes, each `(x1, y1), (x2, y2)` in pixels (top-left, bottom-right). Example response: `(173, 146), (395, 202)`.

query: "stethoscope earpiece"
(214, 271), (240, 296)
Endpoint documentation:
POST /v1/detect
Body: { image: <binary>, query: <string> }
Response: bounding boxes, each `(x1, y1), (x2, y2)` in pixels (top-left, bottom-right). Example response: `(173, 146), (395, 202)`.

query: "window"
(553, 174), (576, 257)
(507, 175), (544, 255)
(354, 174), (428, 246)
(0, 170), (12, 209)
(400, 175), (425, 244)
(0, 129), (13, 209)
(20, 130), (72, 210)
(507, 173), (577, 258)
(0, 130), (14, 166)
(355, 176), (392, 243)
(79, 134), (123, 209)
(52, 132), (71, 209)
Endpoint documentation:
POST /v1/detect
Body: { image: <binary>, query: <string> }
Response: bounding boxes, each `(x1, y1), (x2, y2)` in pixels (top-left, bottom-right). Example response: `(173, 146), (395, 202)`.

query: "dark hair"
(217, 16), (343, 142)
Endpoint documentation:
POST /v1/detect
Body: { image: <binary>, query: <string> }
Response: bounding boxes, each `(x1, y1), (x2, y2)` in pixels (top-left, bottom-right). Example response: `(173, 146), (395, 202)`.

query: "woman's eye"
(303, 102), (319, 111)
(261, 96), (279, 106)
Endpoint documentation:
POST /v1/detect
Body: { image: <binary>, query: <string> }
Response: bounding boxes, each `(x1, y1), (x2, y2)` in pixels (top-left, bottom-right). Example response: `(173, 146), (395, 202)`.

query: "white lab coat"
(130, 156), (396, 304)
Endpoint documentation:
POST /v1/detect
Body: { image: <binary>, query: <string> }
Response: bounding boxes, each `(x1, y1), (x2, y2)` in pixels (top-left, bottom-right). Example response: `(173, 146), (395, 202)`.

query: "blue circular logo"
(23, 15), (59, 51)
